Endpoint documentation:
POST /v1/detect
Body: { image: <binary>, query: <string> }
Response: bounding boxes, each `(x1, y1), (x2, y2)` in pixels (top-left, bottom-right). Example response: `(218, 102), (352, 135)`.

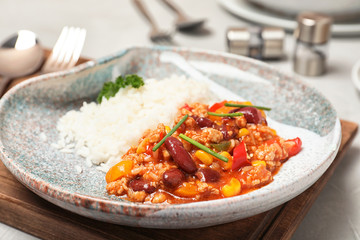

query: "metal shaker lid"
(295, 12), (333, 44)
(226, 27), (251, 56)
(226, 27), (285, 59)
(261, 27), (285, 59)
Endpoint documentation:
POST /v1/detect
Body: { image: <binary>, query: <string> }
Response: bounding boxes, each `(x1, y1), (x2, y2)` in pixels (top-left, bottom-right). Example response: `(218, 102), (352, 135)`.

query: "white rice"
(54, 76), (213, 172)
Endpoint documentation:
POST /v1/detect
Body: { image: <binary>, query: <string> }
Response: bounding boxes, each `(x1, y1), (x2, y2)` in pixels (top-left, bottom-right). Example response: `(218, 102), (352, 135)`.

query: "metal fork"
(41, 26), (86, 73)
(133, 0), (173, 43)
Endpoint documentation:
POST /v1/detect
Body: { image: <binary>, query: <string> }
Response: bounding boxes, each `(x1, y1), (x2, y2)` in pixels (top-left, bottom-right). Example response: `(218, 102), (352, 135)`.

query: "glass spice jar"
(293, 12), (333, 76)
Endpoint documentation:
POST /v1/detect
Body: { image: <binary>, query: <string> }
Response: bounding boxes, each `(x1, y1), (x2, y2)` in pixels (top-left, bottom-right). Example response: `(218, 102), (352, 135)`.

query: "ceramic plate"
(352, 58), (360, 92)
(218, 0), (360, 37)
(0, 46), (341, 228)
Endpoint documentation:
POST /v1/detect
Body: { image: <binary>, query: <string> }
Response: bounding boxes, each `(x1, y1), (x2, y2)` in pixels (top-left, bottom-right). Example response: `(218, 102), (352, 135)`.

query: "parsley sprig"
(97, 74), (144, 103)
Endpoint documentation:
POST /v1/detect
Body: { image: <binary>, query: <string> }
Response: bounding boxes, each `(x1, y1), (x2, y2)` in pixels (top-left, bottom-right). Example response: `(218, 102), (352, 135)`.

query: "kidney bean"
(228, 108), (240, 113)
(195, 117), (214, 128)
(196, 168), (220, 183)
(215, 124), (236, 140)
(162, 168), (185, 188)
(190, 115), (199, 121)
(221, 117), (232, 123)
(129, 179), (156, 194)
(165, 137), (197, 173)
(231, 107), (265, 125)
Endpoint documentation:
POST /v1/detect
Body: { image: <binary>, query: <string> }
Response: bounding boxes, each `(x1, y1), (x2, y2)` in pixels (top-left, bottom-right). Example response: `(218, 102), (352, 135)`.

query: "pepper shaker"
(293, 12), (333, 76)
(226, 27), (285, 60)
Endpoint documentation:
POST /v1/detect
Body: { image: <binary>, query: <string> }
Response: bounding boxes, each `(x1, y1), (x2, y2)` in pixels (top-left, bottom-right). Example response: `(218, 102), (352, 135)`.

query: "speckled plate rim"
(351, 58), (360, 92)
(0, 46), (342, 228)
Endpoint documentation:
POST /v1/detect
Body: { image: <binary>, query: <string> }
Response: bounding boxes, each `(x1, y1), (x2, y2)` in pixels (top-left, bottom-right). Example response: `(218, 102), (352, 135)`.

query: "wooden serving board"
(0, 52), (358, 240)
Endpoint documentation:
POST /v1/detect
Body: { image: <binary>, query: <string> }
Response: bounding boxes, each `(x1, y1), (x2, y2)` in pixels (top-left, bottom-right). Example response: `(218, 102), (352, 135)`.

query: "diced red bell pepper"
(232, 141), (251, 171)
(265, 137), (280, 146)
(209, 100), (226, 112)
(146, 143), (155, 155)
(181, 103), (192, 111)
(286, 137), (302, 157)
(159, 131), (164, 141)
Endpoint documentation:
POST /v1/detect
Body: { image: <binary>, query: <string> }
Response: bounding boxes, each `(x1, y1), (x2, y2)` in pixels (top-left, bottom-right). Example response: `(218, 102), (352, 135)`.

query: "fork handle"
(159, 0), (187, 18)
(133, 0), (158, 29)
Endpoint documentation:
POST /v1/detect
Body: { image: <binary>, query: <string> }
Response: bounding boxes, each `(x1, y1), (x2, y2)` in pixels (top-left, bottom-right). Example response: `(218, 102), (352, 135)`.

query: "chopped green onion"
(179, 134), (229, 163)
(152, 114), (189, 152)
(224, 103), (272, 111)
(207, 112), (243, 117)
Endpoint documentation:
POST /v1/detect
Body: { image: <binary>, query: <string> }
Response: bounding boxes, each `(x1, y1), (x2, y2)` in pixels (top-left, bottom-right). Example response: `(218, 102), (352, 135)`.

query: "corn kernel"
(238, 128), (250, 137)
(174, 183), (198, 197)
(270, 128), (277, 136)
(165, 126), (171, 134)
(136, 137), (149, 154)
(220, 151), (231, 158)
(195, 150), (213, 165)
(105, 160), (133, 183)
(221, 178), (241, 197)
(242, 101), (253, 105)
(219, 151), (233, 170)
(252, 160), (266, 167)
(260, 110), (266, 118)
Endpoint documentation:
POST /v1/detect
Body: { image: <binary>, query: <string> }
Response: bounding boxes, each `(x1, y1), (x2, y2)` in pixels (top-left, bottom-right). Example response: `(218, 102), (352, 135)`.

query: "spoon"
(0, 30), (44, 96)
(160, 0), (206, 31)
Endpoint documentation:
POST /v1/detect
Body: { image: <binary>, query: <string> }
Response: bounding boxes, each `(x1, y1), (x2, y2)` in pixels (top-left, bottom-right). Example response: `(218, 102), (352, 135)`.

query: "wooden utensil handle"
(133, 0), (158, 29)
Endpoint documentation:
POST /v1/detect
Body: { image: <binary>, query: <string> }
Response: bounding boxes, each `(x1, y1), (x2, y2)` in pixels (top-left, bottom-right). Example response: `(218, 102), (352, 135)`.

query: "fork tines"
(42, 26), (86, 73)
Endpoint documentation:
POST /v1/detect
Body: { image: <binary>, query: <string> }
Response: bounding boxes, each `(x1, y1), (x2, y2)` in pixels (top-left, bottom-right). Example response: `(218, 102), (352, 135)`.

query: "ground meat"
(123, 152), (144, 165)
(176, 107), (192, 122)
(184, 117), (197, 130)
(179, 137), (192, 152)
(189, 103), (208, 117)
(127, 188), (147, 202)
(235, 116), (247, 128)
(246, 125), (277, 144)
(210, 188), (220, 195)
(139, 162), (173, 182)
(151, 192), (167, 203)
(209, 161), (222, 172)
(162, 149), (171, 161)
(175, 103), (209, 124)
(184, 130), (206, 146)
(197, 181), (210, 193)
(141, 123), (166, 144)
(106, 177), (129, 196)
(255, 125), (277, 141)
(184, 128), (223, 148)
(254, 145), (275, 161)
(197, 181), (220, 195)
(131, 163), (145, 175)
(201, 128), (223, 143)
(239, 165), (272, 189)
(253, 140), (288, 172)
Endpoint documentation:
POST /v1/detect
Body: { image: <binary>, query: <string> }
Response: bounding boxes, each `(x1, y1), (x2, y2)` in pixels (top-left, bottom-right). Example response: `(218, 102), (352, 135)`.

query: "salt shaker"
(293, 12), (333, 76)
(226, 27), (285, 60)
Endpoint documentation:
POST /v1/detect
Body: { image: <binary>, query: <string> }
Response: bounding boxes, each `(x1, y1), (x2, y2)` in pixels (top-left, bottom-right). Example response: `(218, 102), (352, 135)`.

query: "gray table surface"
(0, 0), (359, 239)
